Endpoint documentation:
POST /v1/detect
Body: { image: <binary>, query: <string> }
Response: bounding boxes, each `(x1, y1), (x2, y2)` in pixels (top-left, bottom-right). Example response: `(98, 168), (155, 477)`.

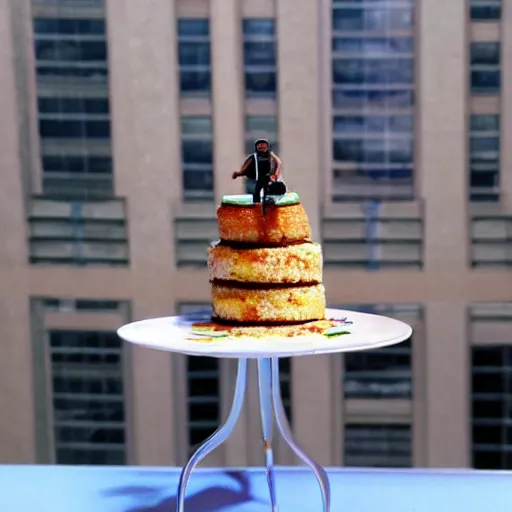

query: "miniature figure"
(232, 140), (285, 210)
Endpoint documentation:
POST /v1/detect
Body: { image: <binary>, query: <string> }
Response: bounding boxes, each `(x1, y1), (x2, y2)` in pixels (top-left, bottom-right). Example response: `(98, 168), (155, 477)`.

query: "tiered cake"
(208, 193), (326, 324)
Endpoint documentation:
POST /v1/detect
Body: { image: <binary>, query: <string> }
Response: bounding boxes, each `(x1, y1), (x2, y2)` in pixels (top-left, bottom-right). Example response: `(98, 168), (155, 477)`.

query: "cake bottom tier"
(211, 283), (326, 323)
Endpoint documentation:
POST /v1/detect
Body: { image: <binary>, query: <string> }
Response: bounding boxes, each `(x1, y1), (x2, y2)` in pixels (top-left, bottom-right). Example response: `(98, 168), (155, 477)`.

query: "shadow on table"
(104, 470), (267, 512)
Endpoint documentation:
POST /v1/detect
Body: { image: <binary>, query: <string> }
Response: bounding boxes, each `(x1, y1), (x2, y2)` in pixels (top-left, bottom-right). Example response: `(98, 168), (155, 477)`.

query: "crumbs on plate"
(186, 318), (353, 343)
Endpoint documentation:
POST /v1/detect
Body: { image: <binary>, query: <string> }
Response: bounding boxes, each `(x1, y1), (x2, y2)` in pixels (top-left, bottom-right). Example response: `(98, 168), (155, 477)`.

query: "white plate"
(117, 308), (412, 359)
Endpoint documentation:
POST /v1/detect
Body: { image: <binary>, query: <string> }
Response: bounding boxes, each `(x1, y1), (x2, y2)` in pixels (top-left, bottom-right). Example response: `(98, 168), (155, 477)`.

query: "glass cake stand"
(117, 308), (412, 512)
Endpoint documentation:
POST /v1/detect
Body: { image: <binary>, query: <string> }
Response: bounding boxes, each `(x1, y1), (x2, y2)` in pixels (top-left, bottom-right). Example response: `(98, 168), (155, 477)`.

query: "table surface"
(2, 465), (512, 512)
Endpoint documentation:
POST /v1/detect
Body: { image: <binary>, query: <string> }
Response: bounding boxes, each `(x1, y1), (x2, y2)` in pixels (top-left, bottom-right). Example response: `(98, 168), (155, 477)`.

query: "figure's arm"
(271, 152), (282, 180)
(232, 155), (252, 179)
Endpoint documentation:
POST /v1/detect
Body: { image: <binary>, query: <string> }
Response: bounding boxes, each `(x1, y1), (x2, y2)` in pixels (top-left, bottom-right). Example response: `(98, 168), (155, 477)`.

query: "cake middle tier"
(212, 283), (326, 323)
(208, 242), (323, 284)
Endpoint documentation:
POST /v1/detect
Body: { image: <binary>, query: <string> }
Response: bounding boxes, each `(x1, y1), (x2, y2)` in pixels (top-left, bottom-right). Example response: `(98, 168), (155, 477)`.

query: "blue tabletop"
(2, 465), (512, 512)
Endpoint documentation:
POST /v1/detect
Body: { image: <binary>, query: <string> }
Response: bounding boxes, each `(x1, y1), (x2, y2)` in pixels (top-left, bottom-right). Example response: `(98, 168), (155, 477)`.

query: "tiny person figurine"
(232, 139), (284, 209)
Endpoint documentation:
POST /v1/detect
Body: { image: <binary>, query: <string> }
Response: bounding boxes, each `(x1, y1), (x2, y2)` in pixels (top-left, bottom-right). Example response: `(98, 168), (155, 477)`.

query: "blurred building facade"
(0, 0), (511, 470)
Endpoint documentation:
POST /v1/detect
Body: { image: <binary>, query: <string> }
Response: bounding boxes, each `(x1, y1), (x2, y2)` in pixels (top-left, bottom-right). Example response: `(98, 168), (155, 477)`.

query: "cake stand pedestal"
(118, 308), (412, 512)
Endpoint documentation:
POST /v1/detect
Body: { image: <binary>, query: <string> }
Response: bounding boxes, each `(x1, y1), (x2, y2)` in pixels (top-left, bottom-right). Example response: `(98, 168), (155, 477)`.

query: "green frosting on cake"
(222, 192), (300, 206)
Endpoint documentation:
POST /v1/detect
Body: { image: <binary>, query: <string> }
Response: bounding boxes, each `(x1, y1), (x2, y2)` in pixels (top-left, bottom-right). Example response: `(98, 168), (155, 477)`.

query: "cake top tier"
(221, 192), (300, 207)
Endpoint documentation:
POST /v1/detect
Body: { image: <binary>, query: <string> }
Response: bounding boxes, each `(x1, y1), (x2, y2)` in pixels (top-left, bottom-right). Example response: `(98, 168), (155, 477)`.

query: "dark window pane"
(34, 18), (106, 35)
(333, 58), (413, 85)
(473, 372), (504, 394)
(36, 66), (108, 79)
(42, 156), (112, 174)
(471, 5), (501, 21)
(243, 19), (275, 36)
(332, 88), (414, 108)
(471, 115), (500, 131)
(85, 120), (110, 138)
(471, 137), (499, 153)
(187, 356), (219, 447)
(333, 139), (413, 164)
(182, 140), (213, 164)
(345, 339), (412, 398)
(471, 170), (499, 189)
(84, 99), (110, 114)
(244, 41), (276, 66)
(179, 42), (210, 66)
(471, 42), (500, 65)
(178, 19), (209, 36)
(345, 424), (412, 467)
(39, 120), (110, 139)
(332, 37), (414, 54)
(473, 450), (502, 470)
(245, 71), (276, 95)
(56, 448), (124, 465)
(183, 169), (214, 191)
(473, 424), (501, 445)
(180, 70), (211, 93)
(35, 41), (107, 62)
(473, 347), (504, 367)
(471, 70), (500, 92)
(246, 116), (278, 133)
(333, 115), (413, 133)
(332, 8), (413, 31)
(181, 116), (212, 134)
(40, 120), (82, 138)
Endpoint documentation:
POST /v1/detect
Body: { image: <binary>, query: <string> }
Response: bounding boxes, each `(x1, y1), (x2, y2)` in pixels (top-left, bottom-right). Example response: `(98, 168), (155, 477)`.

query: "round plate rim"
(117, 308), (413, 359)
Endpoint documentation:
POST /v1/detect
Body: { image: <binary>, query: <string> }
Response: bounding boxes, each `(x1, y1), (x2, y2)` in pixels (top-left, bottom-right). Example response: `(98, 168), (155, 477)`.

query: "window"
(178, 19), (211, 95)
(345, 338), (412, 398)
(39, 119), (110, 139)
(33, 16), (113, 199)
(49, 330), (125, 465)
(471, 42), (501, 93)
(34, 18), (106, 35)
(187, 355), (220, 451)
(278, 358), (293, 424)
(38, 97), (109, 114)
(470, 1), (501, 20)
(470, 115), (500, 202)
(345, 424), (412, 467)
(472, 346), (512, 469)
(331, 1), (415, 201)
(332, 6), (413, 31)
(42, 156), (112, 173)
(245, 116), (278, 153)
(33, 17), (108, 82)
(181, 116), (214, 201)
(243, 19), (277, 97)
(177, 303), (220, 451)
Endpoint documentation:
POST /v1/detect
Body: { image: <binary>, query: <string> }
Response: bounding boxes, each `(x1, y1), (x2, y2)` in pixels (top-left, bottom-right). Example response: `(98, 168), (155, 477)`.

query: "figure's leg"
(270, 357), (331, 512)
(253, 180), (263, 203)
(257, 357), (278, 512)
(176, 358), (248, 512)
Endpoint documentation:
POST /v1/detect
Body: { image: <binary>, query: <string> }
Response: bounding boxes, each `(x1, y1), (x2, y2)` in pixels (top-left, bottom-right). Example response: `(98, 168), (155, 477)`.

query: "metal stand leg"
(257, 358), (278, 511)
(176, 358), (248, 512)
(270, 357), (331, 512)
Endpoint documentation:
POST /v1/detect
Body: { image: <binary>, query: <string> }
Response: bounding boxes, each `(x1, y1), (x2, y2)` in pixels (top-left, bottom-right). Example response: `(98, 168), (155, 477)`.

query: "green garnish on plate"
(323, 326), (351, 337)
(191, 328), (229, 338)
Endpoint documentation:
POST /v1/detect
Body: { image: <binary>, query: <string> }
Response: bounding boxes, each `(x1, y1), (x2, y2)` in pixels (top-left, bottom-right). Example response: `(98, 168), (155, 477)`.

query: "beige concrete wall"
(276, 0), (321, 241)
(2, 0), (512, 470)
(106, 0), (180, 466)
(211, 0), (245, 202)
(0, 0), (35, 463)
(500, 0), (512, 210)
